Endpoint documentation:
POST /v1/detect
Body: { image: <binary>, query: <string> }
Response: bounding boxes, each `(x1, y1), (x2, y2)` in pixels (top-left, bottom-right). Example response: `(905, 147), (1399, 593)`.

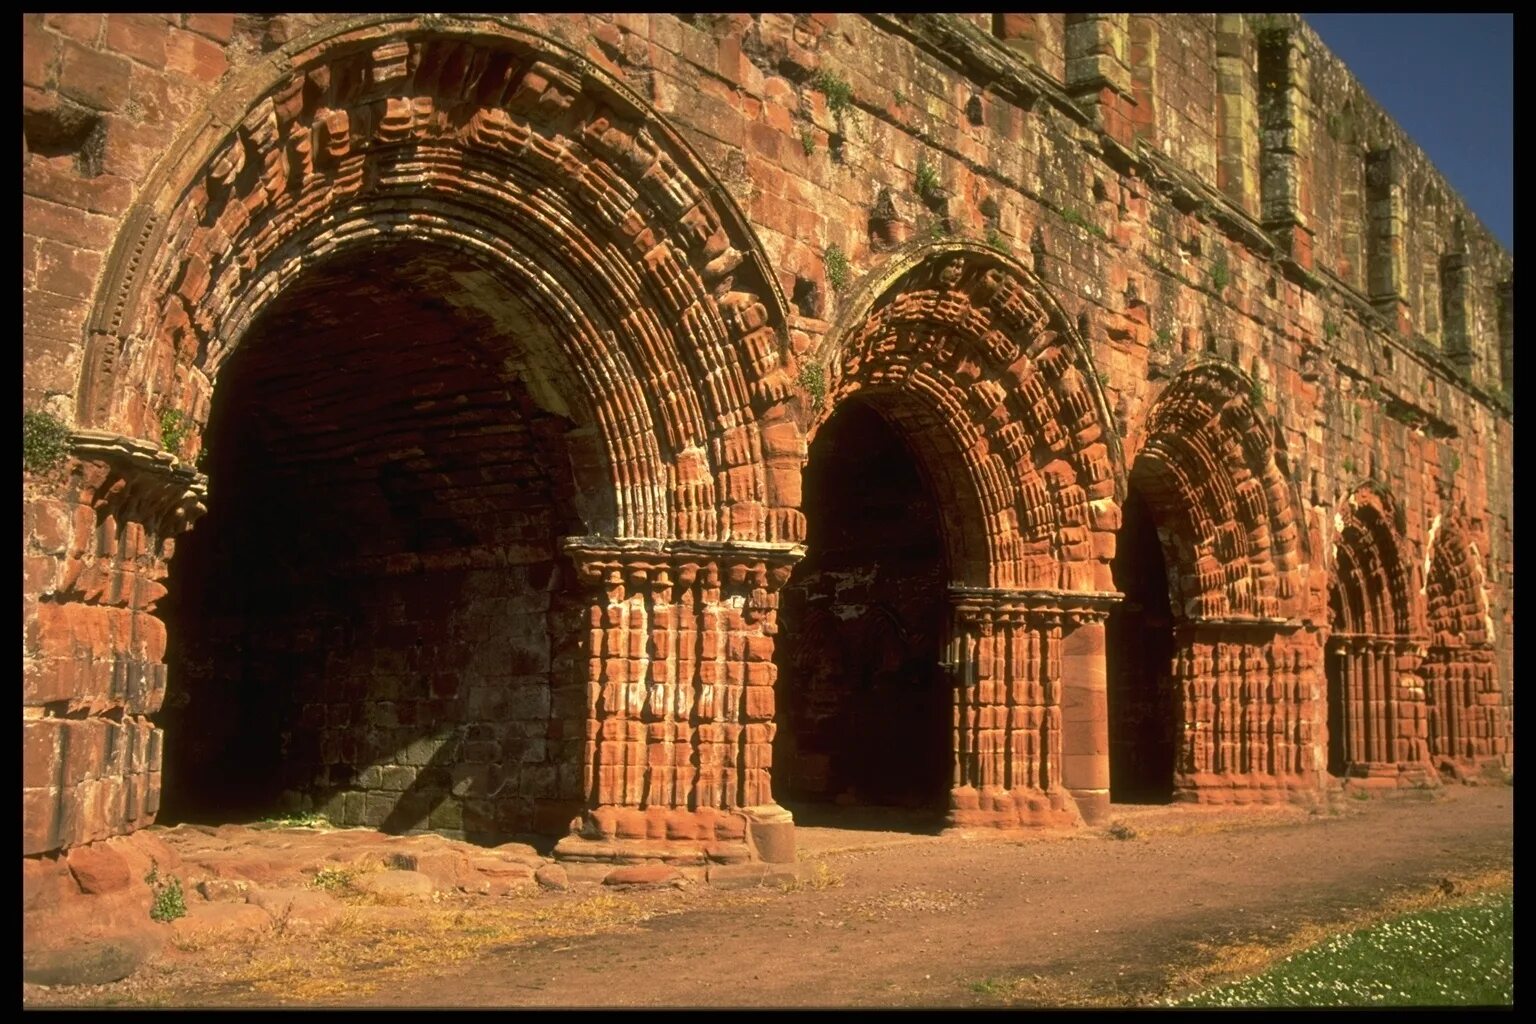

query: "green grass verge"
(1168, 890), (1513, 1007)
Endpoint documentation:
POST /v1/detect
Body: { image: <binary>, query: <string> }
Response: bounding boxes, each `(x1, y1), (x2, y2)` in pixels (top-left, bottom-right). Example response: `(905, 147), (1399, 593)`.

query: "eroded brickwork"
(22, 14), (1512, 881)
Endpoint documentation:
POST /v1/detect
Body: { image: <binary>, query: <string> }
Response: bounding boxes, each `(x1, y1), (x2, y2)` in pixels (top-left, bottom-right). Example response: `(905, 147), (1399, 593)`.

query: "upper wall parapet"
(981, 13), (1512, 403)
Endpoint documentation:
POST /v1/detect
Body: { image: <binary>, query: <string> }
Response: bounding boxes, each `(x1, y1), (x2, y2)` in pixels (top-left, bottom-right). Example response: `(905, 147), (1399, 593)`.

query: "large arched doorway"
(1108, 362), (1318, 805)
(1322, 485), (1431, 787)
(57, 22), (805, 864)
(155, 246), (590, 840)
(1106, 485), (1178, 802)
(1423, 517), (1509, 779)
(773, 398), (951, 827)
(782, 245), (1125, 830)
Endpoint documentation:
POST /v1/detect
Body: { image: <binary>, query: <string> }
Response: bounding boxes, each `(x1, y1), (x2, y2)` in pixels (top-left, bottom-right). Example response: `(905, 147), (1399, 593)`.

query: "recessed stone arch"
(1422, 513), (1508, 777)
(58, 16), (810, 864)
(1325, 483), (1435, 786)
(1114, 358), (1321, 805)
(1131, 359), (1305, 622)
(778, 243), (1125, 828)
(813, 243), (1125, 592)
(79, 15), (802, 547)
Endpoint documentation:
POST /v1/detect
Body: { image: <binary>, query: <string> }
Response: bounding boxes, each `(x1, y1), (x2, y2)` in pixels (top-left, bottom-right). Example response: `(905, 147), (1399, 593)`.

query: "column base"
(552, 804), (796, 866)
(946, 785), (1083, 830)
(1067, 788), (1111, 826)
(1173, 772), (1325, 806)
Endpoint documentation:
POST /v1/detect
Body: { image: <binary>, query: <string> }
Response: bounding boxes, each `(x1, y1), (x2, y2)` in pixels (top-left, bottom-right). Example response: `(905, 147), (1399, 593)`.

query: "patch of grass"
(985, 226), (1011, 254)
(1106, 821), (1138, 841)
(799, 126), (815, 156)
(263, 811), (332, 828)
(1168, 889), (1512, 1007)
(1060, 206), (1107, 240)
(1152, 327), (1175, 352)
(23, 409), (69, 473)
(824, 243), (850, 292)
(781, 860), (843, 892)
(1342, 456), (1356, 475)
(159, 408), (191, 457)
(309, 866), (359, 896)
(1210, 248), (1230, 291)
(1323, 316), (1340, 341)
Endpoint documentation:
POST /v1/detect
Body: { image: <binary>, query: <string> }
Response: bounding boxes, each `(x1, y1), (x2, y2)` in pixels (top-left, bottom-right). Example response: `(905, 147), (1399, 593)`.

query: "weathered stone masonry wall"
(22, 14), (1511, 868)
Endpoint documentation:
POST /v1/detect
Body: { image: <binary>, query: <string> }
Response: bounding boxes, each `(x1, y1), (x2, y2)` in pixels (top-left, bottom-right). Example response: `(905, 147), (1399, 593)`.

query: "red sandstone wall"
(22, 14), (1514, 857)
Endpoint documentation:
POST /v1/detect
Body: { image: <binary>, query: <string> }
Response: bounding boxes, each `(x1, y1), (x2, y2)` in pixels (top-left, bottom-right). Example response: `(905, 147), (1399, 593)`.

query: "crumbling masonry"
(23, 13), (1511, 889)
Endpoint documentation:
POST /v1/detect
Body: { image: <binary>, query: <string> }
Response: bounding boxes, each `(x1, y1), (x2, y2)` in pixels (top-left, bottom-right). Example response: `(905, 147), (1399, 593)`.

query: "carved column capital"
(561, 537), (804, 591)
(949, 586), (1122, 629)
(67, 431), (207, 539)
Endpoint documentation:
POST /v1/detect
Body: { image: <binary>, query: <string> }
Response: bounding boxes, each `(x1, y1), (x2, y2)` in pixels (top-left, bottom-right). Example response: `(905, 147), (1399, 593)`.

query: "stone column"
(947, 588), (1118, 830)
(1174, 619), (1323, 805)
(23, 432), (205, 855)
(1059, 611), (1111, 824)
(553, 538), (802, 867)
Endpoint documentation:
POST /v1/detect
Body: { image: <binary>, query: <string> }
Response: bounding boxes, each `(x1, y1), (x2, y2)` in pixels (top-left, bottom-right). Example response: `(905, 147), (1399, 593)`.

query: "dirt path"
(27, 786), (1513, 1008)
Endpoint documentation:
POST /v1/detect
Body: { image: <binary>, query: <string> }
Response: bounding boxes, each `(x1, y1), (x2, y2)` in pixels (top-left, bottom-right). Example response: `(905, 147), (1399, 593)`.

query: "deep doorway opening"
(773, 399), (951, 832)
(1106, 485), (1178, 803)
(156, 246), (590, 844)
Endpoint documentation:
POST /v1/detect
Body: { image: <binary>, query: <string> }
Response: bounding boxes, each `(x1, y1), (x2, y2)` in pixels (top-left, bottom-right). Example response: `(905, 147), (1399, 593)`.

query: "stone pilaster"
(553, 537), (803, 867)
(23, 432), (206, 855)
(1173, 619), (1326, 805)
(1328, 632), (1438, 789)
(947, 587), (1119, 829)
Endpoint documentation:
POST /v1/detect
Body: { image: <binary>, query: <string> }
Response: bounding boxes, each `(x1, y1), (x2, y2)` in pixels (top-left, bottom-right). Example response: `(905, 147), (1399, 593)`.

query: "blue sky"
(1303, 14), (1514, 254)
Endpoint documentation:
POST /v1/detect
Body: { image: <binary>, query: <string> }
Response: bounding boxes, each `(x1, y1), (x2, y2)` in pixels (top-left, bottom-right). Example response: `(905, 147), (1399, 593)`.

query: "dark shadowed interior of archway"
(156, 245), (592, 843)
(1106, 484), (1178, 803)
(772, 398), (951, 830)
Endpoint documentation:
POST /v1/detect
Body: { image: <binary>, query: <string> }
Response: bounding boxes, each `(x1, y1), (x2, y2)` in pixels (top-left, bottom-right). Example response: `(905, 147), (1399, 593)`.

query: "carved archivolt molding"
(1134, 360), (1305, 623)
(79, 17), (799, 547)
(1329, 483), (1418, 639)
(818, 244), (1125, 592)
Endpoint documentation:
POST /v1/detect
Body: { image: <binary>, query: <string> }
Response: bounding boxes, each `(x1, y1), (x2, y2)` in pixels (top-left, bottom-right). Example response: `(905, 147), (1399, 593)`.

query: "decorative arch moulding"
(77, 15), (803, 549)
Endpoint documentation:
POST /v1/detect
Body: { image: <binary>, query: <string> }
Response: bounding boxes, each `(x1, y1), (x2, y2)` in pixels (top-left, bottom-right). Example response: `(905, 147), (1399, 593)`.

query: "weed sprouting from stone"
(22, 410), (68, 473)
(145, 866), (187, 923)
(159, 408), (191, 457)
(824, 243), (850, 292)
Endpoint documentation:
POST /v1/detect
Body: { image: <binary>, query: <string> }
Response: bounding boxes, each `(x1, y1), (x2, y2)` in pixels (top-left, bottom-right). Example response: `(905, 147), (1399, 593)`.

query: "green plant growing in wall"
(811, 68), (854, 121)
(1152, 327), (1175, 353)
(799, 127), (816, 156)
(985, 226), (1011, 254)
(1210, 248), (1230, 291)
(1096, 370), (1111, 388)
(1250, 377), (1266, 406)
(1342, 455), (1356, 476)
(797, 361), (827, 410)
(1323, 316), (1340, 342)
(159, 409), (191, 457)
(23, 410), (68, 474)
(915, 155), (941, 202)
(824, 243), (850, 292)
(1445, 451), (1461, 475)
(1060, 206), (1107, 240)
